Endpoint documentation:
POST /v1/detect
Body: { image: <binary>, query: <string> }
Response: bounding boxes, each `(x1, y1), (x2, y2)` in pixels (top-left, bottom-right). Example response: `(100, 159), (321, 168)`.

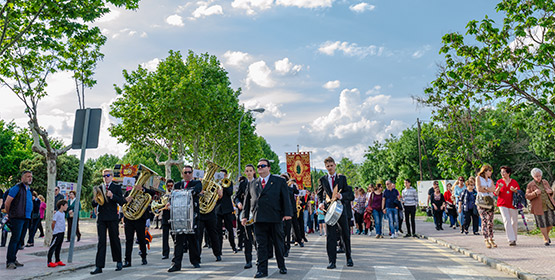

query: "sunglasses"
(183, 171), (193, 174)
(257, 164), (268, 169)
(103, 174), (111, 178)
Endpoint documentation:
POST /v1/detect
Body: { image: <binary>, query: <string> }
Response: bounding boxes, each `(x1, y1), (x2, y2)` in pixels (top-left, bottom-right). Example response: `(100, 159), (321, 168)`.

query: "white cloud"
(299, 88), (407, 163)
(276, 0), (334, 8)
(140, 32), (148, 38)
(223, 51), (252, 68)
(274, 58), (302, 75)
(323, 80), (340, 90)
(243, 99), (285, 123)
(349, 2), (375, 13)
(96, 9), (121, 23)
(509, 26), (545, 53)
(318, 40), (384, 57)
(246, 61), (276, 88)
(141, 58), (160, 72)
(191, 4), (224, 19)
(166, 14), (184, 27)
(231, 0), (273, 15)
(412, 45), (432, 58)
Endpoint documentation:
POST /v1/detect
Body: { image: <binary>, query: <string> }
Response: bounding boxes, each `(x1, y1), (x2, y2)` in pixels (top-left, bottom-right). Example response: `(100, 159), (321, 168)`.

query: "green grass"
(493, 218), (503, 225)
(425, 217), (434, 223)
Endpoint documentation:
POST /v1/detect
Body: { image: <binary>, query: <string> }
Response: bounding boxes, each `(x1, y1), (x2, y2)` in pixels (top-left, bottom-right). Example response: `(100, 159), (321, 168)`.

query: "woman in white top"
(476, 164), (496, 248)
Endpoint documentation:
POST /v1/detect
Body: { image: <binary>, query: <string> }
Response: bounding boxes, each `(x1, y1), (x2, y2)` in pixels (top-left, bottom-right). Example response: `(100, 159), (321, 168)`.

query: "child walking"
(48, 200), (68, 267)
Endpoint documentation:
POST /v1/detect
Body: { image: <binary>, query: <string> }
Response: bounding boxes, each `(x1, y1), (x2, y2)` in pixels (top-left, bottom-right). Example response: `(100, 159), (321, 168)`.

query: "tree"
(427, 0), (555, 130)
(0, 120), (33, 189)
(110, 50), (263, 178)
(257, 136), (281, 175)
(0, 0), (140, 245)
(336, 157), (361, 187)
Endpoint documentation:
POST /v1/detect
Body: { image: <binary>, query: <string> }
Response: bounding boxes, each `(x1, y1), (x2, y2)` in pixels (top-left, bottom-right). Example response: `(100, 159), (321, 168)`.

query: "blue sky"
(1, 0), (502, 169)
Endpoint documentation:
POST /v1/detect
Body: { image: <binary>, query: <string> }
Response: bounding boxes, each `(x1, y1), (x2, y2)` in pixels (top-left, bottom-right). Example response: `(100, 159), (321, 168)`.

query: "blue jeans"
(7, 218), (29, 263)
(372, 210), (383, 235)
(386, 208), (399, 234)
(303, 210), (309, 232)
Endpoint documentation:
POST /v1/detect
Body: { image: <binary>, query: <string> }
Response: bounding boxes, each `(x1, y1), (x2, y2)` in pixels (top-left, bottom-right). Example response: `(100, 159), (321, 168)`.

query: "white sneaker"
(390, 234), (395, 239)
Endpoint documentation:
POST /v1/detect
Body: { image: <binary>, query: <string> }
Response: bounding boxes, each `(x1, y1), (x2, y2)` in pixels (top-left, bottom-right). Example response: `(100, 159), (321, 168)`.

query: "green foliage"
(257, 136), (281, 175)
(336, 157), (362, 187)
(310, 169), (327, 192)
(0, 120), (33, 189)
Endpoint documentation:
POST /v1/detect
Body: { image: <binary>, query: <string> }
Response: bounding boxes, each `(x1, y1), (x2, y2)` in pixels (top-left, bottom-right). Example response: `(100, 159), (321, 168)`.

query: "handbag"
(512, 189), (527, 209)
(475, 194), (494, 210)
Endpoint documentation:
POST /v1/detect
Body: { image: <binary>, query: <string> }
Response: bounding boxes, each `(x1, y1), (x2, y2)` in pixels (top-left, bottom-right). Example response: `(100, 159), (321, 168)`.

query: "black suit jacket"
(242, 175), (292, 223)
(172, 180), (202, 229)
(216, 181), (234, 215)
(92, 182), (126, 222)
(317, 174), (354, 214)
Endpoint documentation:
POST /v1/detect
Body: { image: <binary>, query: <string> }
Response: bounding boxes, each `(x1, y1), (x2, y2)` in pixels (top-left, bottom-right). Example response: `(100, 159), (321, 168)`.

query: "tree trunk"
(44, 154), (57, 246)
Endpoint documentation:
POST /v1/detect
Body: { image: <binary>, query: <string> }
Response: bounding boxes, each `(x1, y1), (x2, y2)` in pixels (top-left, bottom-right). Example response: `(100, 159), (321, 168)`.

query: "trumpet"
(221, 178), (232, 188)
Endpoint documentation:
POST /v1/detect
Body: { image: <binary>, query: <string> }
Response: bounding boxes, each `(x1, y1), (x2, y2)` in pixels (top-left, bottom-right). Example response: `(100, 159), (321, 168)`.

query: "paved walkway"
(415, 215), (554, 279)
(0, 219), (163, 279)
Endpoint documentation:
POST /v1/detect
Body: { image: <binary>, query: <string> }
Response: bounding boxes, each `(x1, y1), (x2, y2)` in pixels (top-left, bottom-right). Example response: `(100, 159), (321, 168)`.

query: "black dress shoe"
(216, 255), (222, 261)
(284, 251), (289, 257)
(244, 262), (252, 269)
(299, 242), (304, 248)
(193, 263), (201, 268)
(347, 258), (354, 267)
(142, 258), (148, 265)
(162, 255), (169, 259)
(337, 248), (345, 253)
(90, 267), (103, 274)
(115, 262), (123, 271)
(279, 268), (287, 274)
(168, 265), (181, 272)
(254, 271), (268, 278)
(122, 261), (131, 268)
(233, 248), (238, 254)
(327, 262), (336, 269)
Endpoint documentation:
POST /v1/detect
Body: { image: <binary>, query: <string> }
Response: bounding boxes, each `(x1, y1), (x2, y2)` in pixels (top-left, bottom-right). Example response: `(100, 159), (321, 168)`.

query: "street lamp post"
(238, 108), (265, 179)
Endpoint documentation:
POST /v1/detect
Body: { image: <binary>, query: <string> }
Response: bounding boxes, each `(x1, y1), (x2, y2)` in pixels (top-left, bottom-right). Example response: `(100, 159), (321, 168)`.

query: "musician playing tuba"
(317, 156), (354, 270)
(122, 182), (156, 267)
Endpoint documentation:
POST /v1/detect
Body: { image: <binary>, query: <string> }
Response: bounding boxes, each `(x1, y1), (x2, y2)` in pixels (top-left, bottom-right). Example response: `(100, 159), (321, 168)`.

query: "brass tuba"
(199, 161), (223, 214)
(93, 185), (107, 206)
(122, 165), (155, 220)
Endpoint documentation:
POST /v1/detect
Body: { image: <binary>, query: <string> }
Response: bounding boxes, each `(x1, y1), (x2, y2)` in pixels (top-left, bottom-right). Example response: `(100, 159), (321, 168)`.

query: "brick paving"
(415, 214), (555, 279)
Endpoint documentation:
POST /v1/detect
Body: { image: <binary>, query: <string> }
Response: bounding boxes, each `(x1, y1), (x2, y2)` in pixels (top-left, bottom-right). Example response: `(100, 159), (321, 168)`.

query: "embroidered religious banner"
(286, 152), (311, 190)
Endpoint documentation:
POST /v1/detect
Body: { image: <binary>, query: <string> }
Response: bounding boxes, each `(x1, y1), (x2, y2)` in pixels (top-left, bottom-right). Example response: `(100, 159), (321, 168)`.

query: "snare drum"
(324, 201), (343, 226)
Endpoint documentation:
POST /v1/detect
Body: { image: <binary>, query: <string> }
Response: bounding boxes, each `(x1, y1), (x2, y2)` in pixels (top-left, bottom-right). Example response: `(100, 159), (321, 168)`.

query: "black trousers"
(291, 215), (302, 243)
(95, 220), (122, 268)
(162, 223), (175, 257)
(48, 232), (64, 263)
(243, 224), (254, 263)
(354, 212), (364, 233)
(124, 218), (147, 262)
(254, 222), (286, 274)
(297, 213), (306, 239)
(217, 212), (236, 254)
(37, 218), (44, 236)
(66, 217), (81, 241)
(172, 233), (200, 267)
(325, 212), (351, 263)
(404, 206), (416, 235)
(463, 210), (480, 233)
(433, 209), (443, 228)
(237, 212), (246, 249)
(197, 213), (221, 258)
(283, 219), (292, 252)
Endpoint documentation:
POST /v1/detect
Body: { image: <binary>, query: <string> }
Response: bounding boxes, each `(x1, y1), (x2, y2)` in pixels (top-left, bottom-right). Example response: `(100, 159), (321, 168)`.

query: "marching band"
(88, 157), (354, 278)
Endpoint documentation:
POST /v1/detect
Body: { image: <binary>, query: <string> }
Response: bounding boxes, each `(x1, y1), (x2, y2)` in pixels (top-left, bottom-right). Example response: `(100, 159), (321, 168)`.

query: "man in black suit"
(234, 164), (256, 269)
(168, 166), (203, 272)
(90, 169), (126, 275)
(317, 156), (354, 269)
(215, 169), (237, 255)
(122, 183), (156, 267)
(242, 159), (292, 278)
(161, 179), (174, 259)
(196, 174), (222, 262)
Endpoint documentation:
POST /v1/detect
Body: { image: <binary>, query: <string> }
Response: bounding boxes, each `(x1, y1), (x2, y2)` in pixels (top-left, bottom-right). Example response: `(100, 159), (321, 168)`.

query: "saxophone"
(122, 165), (155, 220)
(199, 161), (223, 214)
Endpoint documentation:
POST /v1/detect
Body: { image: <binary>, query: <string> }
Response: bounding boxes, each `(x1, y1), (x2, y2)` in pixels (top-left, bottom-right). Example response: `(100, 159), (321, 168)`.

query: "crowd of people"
(2, 161), (555, 276)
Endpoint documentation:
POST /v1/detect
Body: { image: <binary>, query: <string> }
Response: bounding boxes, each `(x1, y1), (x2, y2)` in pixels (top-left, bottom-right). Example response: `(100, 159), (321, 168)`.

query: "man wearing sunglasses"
(168, 166), (203, 272)
(317, 156), (354, 269)
(91, 169), (126, 275)
(241, 159), (292, 278)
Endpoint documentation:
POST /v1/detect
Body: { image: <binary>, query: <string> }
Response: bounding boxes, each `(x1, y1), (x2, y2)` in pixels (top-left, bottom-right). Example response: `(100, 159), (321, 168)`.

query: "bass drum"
(170, 189), (195, 234)
(325, 201), (343, 226)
